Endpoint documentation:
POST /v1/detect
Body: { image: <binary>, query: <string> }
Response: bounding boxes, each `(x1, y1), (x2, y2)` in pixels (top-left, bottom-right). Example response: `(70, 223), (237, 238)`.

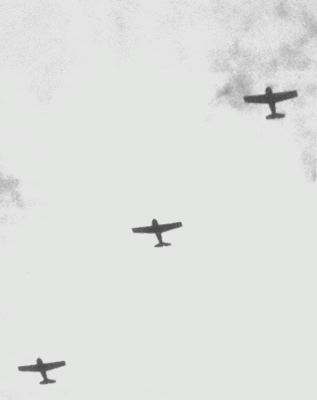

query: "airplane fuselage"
(265, 87), (282, 118)
(37, 358), (44, 366)
(152, 219), (163, 244)
(36, 358), (53, 383)
(265, 88), (275, 107)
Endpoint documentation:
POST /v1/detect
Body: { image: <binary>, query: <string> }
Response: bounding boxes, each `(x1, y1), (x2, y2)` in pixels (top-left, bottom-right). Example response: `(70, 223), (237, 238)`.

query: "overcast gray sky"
(0, 1), (316, 399)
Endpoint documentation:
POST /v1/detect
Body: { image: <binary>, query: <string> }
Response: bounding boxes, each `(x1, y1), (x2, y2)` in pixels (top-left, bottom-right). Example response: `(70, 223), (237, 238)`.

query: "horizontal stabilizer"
(40, 379), (56, 385)
(266, 113), (285, 119)
(155, 242), (171, 247)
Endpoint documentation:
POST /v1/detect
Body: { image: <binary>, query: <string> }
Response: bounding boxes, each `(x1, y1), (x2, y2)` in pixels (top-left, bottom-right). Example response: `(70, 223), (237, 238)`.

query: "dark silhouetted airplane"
(18, 358), (66, 384)
(132, 219), (182, 247)
(244, 87), (298, 119)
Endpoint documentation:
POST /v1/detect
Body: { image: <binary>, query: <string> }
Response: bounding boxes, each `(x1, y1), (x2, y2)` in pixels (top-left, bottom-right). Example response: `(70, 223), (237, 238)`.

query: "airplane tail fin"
(40, 379), (56, 385)
(266, 113), (285, 119)
(155, 242), (171, 248)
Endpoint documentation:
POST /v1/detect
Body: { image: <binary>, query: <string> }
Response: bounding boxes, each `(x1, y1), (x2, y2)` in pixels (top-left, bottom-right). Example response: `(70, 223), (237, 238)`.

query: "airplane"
(243, 87), (298, 119)
(18, 357), (66, 384)
(132, 219), (182, 247)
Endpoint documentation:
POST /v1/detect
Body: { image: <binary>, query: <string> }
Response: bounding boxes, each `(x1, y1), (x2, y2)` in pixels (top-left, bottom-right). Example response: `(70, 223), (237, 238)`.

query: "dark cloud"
(277, 43), (311, 70)
(212, 55), (288, 107)
(210, 40), (267, 109)
(0, 173), (23, 209)
(214, 72), (253, 109)
(302, 9), (317, 39)
(274, 9), (317, 70)
(276, 2), (290, 19)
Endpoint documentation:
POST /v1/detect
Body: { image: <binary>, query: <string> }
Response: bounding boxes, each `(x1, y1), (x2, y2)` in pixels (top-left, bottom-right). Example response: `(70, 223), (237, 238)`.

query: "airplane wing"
(18, 364), (41, 372)
(43, 361), (66, 371)
(243, 94), (269, 104)
(157, 222), (182, 233)
(272, 90), (298, 102)
(132, 226), (155, 234)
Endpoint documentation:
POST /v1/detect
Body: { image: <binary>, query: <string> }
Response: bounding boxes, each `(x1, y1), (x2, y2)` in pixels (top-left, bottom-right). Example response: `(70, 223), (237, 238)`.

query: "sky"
(0, 0), (316, 399)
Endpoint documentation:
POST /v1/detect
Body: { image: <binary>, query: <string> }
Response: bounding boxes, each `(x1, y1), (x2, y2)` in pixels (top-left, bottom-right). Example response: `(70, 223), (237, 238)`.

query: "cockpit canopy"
(265, 87), (273, 95)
